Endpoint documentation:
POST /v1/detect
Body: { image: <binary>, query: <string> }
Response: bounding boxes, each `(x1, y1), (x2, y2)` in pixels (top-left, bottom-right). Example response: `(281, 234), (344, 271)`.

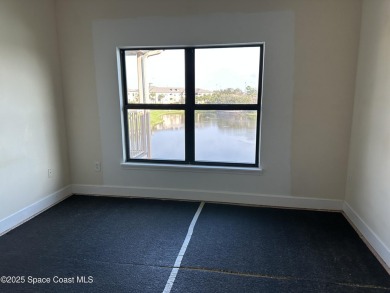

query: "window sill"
(120, 162), (263, 175)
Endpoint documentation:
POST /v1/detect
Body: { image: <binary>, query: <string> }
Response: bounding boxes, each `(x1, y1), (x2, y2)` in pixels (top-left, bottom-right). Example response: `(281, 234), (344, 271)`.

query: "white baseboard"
(71, 184), (344, 211)
(343, 202), (390, 270)
(0, 185), (73, 236)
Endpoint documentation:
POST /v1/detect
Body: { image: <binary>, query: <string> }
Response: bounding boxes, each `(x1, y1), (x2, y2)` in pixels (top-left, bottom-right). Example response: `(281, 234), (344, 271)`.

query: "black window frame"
(119, 44), (264, 168)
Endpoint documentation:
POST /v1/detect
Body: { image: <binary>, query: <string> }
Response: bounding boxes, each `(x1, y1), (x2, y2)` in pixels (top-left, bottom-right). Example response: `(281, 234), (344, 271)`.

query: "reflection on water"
(195, 111), (256, 143)
(150, 111), (257, 163)
(153, 114), (184, 131)
(152, 112), (256, 132)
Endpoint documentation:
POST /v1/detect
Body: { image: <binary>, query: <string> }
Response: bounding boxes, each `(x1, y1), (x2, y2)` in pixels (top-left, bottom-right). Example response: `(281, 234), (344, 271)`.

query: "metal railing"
(128, 110), (150, 159)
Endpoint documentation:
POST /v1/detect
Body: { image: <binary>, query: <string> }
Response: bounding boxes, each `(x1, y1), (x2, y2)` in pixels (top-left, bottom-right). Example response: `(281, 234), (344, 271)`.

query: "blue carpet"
(0, 196), (199, 292)
(172, 269), (389, 293)
(180, 203), (390, 290)
(0, 196), (389, 292)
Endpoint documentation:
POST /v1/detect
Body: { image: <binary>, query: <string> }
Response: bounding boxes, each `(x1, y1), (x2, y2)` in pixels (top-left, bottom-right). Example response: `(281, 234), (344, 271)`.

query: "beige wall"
(346, 0), (390, 254)
(56, 0), (361, 200)
(0, 0), (69, 220)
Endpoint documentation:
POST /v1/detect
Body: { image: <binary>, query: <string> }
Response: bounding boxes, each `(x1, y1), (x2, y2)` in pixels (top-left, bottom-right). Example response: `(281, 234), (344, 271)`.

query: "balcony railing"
(128, 110), (150, 159)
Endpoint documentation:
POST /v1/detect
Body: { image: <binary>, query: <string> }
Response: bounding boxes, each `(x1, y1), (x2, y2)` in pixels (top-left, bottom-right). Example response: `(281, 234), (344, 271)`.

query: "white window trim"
(121, 162), (263, 175)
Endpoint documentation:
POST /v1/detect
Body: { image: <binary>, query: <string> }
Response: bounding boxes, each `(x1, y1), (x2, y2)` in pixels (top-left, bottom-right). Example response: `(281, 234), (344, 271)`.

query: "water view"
(128, 110), (257, 164)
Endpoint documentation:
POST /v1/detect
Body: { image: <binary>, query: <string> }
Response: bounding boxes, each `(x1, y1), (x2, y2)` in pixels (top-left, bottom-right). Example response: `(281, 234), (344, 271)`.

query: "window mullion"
(125, 104), (186, 110)
(120, 50), (131, 161)
(185, 48), (195, 164)
(193, 104), (259, 111)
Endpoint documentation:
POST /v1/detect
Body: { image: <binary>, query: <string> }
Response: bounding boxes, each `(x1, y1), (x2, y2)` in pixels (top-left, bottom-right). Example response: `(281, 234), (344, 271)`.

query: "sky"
(125, 47), (260, 91)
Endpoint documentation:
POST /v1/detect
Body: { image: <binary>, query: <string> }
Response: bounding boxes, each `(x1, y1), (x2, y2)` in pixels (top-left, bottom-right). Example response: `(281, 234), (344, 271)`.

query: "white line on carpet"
(162, 201), (205, 293)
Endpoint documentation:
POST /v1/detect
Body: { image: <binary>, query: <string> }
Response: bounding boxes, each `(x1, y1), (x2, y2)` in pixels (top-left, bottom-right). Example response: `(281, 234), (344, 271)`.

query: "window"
(119, 44), (264, 168)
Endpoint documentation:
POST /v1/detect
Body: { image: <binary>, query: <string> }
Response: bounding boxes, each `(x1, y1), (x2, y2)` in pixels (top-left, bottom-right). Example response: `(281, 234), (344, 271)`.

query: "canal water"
(150, 111), (257, 164)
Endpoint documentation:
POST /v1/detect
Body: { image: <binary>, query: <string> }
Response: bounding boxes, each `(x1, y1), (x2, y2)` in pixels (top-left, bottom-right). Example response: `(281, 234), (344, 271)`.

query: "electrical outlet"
(48, 168), (53, 178)
(95, 161), (101, 172)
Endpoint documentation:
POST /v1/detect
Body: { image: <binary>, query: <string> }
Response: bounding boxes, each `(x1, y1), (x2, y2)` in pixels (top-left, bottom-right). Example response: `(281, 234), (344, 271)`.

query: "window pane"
(195, 47), (260, 104)
(125, 49), (185, 104)
(128, 110), (185, 160)
(195, 110), (257, 164)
